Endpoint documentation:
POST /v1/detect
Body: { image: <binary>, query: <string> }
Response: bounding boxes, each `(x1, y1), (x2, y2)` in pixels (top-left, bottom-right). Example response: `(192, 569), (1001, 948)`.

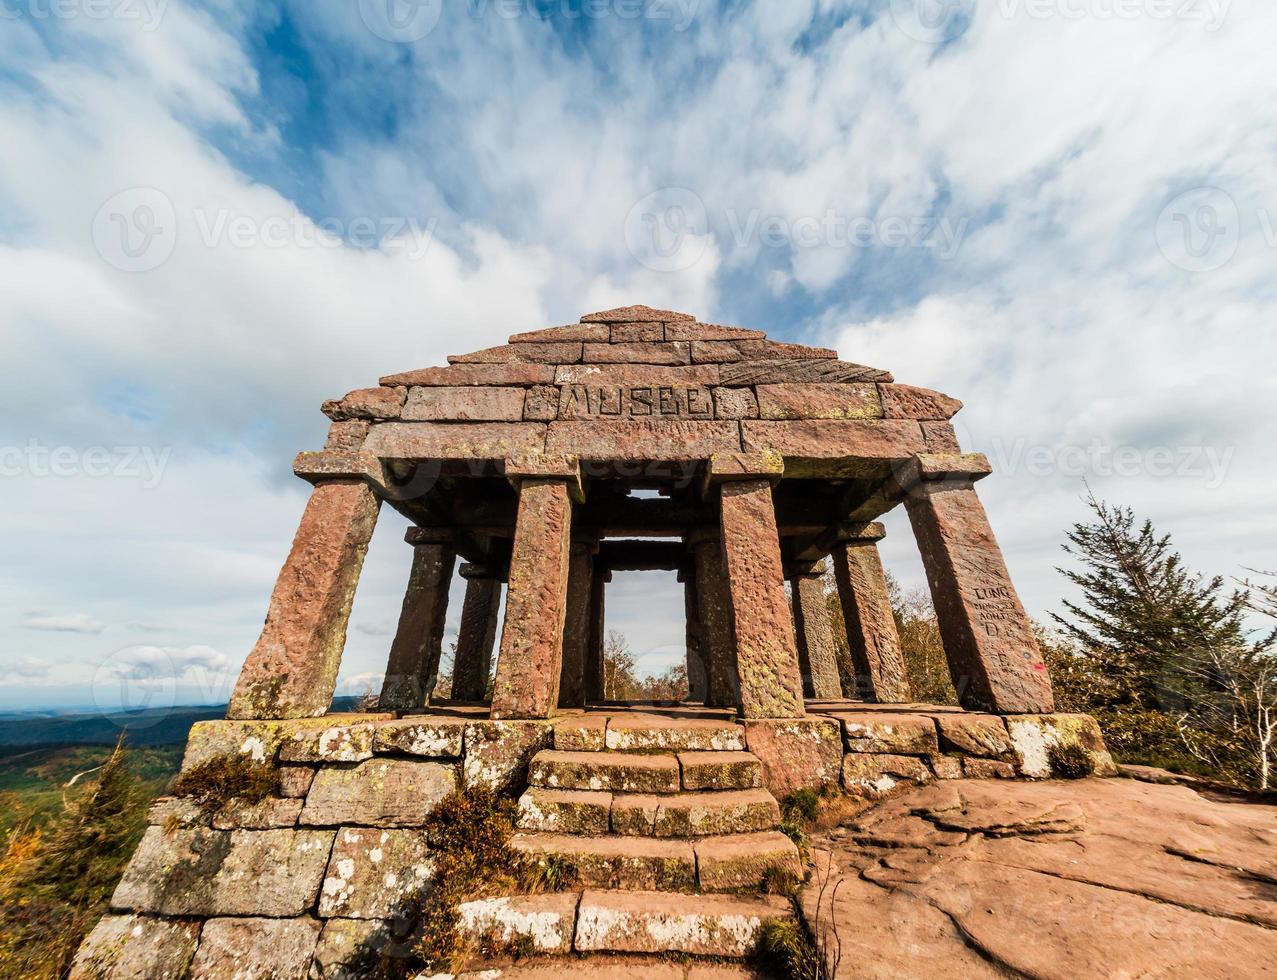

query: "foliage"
(1047, 742), (1095, 779)
(602, 630), (690, 703)
(761, 864), (800, 897)
(780, 788), (821, 824)
(753, 917), (826, 980)
(169, 752), (279, 816)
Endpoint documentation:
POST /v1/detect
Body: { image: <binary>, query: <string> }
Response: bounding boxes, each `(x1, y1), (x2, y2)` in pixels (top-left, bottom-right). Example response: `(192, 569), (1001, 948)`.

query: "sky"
(1, 0), (1275, 714)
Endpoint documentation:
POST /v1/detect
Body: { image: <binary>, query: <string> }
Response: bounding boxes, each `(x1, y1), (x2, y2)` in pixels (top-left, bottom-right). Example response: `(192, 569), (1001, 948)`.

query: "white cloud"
(22, 613), (107, 634)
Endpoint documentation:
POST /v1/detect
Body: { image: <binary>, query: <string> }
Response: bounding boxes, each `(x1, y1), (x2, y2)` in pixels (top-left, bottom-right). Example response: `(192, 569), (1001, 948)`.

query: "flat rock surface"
(802, 776), (1277, 979)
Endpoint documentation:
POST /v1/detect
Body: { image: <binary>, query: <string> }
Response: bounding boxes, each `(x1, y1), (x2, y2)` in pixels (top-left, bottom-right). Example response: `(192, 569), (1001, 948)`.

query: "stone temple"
(74, 306), (1115, 977)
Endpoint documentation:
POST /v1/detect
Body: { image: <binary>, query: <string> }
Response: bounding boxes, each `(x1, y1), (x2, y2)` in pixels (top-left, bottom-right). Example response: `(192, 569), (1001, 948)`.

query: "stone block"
(930, 754), (964, 779)
(554, 715), (608, 751)
(325, 420), (370, 451)
(581, 305), (693, 323)
(742, 718), (843, 798)
(553, 363), (720, 386)
(181, 719), (290, 770)
(322, 386), (406, 421)
(842, 754), (932, 797)
(512, 834), (695, 890)
(211, 797), (303, 830)
(449, 342), (583, 364)
(381, 363), (556, 386)
(836, 712), (940, 755)
(719, 359), (892, 386)
(511, 323), (610, 343)
(311, 919), (398, 980)
(111, 826), (333, 917)
(937, 714), (1013, 758)
(518, 788), (612, 834)
(614, 789), (780, 838)
(462, 720), (554, 793)
(922, 420), (963, 452)
(609, 794), (661, 836)
(530, 750), (680, 794)
(301, 759), (456, 827)
(279, 764), (317, 798)
(279, 720), (383, 763)
(556, 382), (714, 421)
(545, 420), (741, 459)
(1005, 713), (1118, 778)
(523, 384), (561, 420)
(402, 386), (527, 421)
(604, 715), (746, 752)
(456, 892), (579, 953)
(756, 383), (883, 420)
(879, 383), (963, 420)
(665, 322), (766, 341)
(713, 386), (759, 419)
(363, 421), (546, 459)
(695, 831), (802, 890)
(70, 914), (199, 980)
(741, 419), (927, 466)
(146, 796), (205, 828)
(373, 717), (466, 757)
(963, 757), (1018, 779)
(574, 889), (792, 956)
(610, 321), (665, 342)
(319, 827), (434, 919)
(188, 917), (321, 980)
(678, 751), (762, 791)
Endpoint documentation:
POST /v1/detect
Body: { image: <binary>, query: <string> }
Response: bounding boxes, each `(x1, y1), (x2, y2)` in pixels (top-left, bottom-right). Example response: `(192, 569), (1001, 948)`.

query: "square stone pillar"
(379, 530), (456, 710)
(689, 529), (739, 710)
(585, 564), (610, 703)
(558, 537), (597, 708)
(787, 560), (844, 700)
(897, 454), (1055, 714)
(679, 564), (709, 703)
(228, 480), (380, 720)
(451, 564), (503, 703)
(489, 455), (581, 720)
(707, 452), (806, 719)
(831, 523), (911, 703)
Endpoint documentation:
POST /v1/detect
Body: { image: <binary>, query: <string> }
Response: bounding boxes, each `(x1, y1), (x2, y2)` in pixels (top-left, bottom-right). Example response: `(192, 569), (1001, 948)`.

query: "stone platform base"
(72, 702), (1115, 979)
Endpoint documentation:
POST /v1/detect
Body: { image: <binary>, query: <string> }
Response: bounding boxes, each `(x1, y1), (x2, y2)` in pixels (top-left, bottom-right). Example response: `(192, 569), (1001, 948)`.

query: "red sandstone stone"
(452, 575), (502, 702)
(610, 321), (665, 342)
(831, 539), (912, 702)
(511, 834), (696, 890)
(691, 534), (740, 710)
(363, 421), (546, 459)
(743, 718), (844, 797)
(583, 342), (692, 365)
(322, 387), (405, 421)
(545, 420), (741, 459)
(741, 420), (927, 467)
(381, 363), (556, 386)
(679, 751), (763, 791)
(554, 363), (720, 386)
(695, 831), (802, 890)
(880, 383), (964, 420)
(756, 383), (883, 420)
(790, 573), (845, 698)
(712, 387), (758, 419)
(574, 890), (791, 956)
(719, 359), (892, 386)
(923, 420), (963, 452)
(401, 385), (526, 421)
(380, 542), (455, 709)
(523, 384), (560, 421)
(510, 323), (609, 343)
(324, 420), (369, 451)
(665, 322), (766, 341)
(580, 305), (694, 323)
(449, 342), (583, 364)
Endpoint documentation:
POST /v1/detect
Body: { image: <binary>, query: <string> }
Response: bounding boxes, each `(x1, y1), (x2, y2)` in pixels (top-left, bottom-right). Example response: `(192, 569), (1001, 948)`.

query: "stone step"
(574, 889), (794, 957)
(695, 830), (803, 891)
(611, 789), (781, 838)
(517, 788), (611, 835)
(511, 833), (696, 891)
(529, 750), (680, 794)
(603, 714), (747, 753)
(678, 751), (763, 791)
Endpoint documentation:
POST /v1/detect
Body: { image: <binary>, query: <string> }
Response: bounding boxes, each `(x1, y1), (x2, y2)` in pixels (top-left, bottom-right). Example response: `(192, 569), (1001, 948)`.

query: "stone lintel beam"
(887, 452), (993, 499)
(228, 481), (381, 720)
(294, 451), (390, 493)
(380, 541), (456, 710)
(701, 450), (784, 498)
(789, 519), (888, 562)
(598, 539), (685, 572)
(785, 558), (827, 578)
(460, 561), (507, 581)
(505, 453), (585, 502)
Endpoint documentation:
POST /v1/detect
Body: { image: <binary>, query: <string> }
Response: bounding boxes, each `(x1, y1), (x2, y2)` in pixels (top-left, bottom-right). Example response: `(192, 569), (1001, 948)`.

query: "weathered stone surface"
(679, 751), (763, 791)
(452, 574), (503, 703)
(402, 385), (527, 421)
(382, 363), (556, 386)
(693, 341), (837, 363)
(363, 420), (546, 460)
(518, 787), (612, 834)
(211, 796), (303, 830)
(609, 321), (664, 342)
(322, 386), (406, 421)
(743, 718), (843, 797)
(666, 322), (766, 341)
(301, 759), (456, 827)
(706, 449), (784, 483)
(373, 717), (466, 757)
(712, 386), (759, 419)
(457, 892), (579, 953)
(575, 889), (792, 956)
(310, 919), (396, 980)
(842, 754), (932, 797)
(380, 541), (455, 710)
(741, 419), (927, 465)
(463, 719), (554, 792)
(512, 834), (696, 890)
(581, 305), (694, 323)
(692, 534), (740, 710)
(279, 764), (317, 798)
(930, 754), (964, 779)
(1005, 713), (1118, 778)
(71, 914), (199, 980)
(604, 715), (745, 752)
(319, 827), (434, 919)
(879, 383), (963, 420)
(450, 342), (583, 364)
(228, 481), (380, 720)
(554, 363), (720, 386)
(511, 323), (610, 343)
(280, 719), (380, 762)
(545, 419), (741, 459)
(790, 573), (844, 699)
(530, 750), (680, 793)
(922, 420), (962, 452)
(904, 483), (1055, 714)
(558, 542), (594, 708)
(962, 757), (1018, 779)
(718, 479), (805, 718)
(490, 479), (572, 719)
(555, 714), (608, 751)
(324, 420), (370, 451)
(181, 720), (292, 769)
(757, 383), (883, 420)
(188, 917), (321, 980)
(557, 382), (714, 421)
(523, 384), (561, 421)
(936, 714), (1013, 758)
(112, 826), (333, 916)
(831, 540), (912, 702)
(695, 831), (802, 890)
(838, 713), (940, 755)
(614, 789), (780, 838)
(719, 359), (892, 386)
(146, 796), (206, 828)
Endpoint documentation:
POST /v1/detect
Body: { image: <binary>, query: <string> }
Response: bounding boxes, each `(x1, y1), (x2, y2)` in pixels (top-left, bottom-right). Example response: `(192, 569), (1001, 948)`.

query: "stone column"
(898, 454), (1055, 714)
(379, 530), (456, 709)
(707, 452), (806, 719)
(679, 564), (708, 703)
(689, 529), (739, 710)
(585, 564), (610, 703)
(451, 564), (503, 703)
(830, 523), (911, 703)
(228, 480), (380, 720)
(558, 537), (597, 708)
(490, 455), (581, 720)
(787, 560), (844, 700)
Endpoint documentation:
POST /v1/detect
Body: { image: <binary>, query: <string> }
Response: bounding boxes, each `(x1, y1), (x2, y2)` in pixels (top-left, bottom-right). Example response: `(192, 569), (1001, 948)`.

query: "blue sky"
(2, 0), (1275, 712)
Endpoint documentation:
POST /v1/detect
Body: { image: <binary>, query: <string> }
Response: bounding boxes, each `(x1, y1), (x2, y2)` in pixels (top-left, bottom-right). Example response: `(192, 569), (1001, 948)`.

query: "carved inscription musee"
(558, 384), (713, 420)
